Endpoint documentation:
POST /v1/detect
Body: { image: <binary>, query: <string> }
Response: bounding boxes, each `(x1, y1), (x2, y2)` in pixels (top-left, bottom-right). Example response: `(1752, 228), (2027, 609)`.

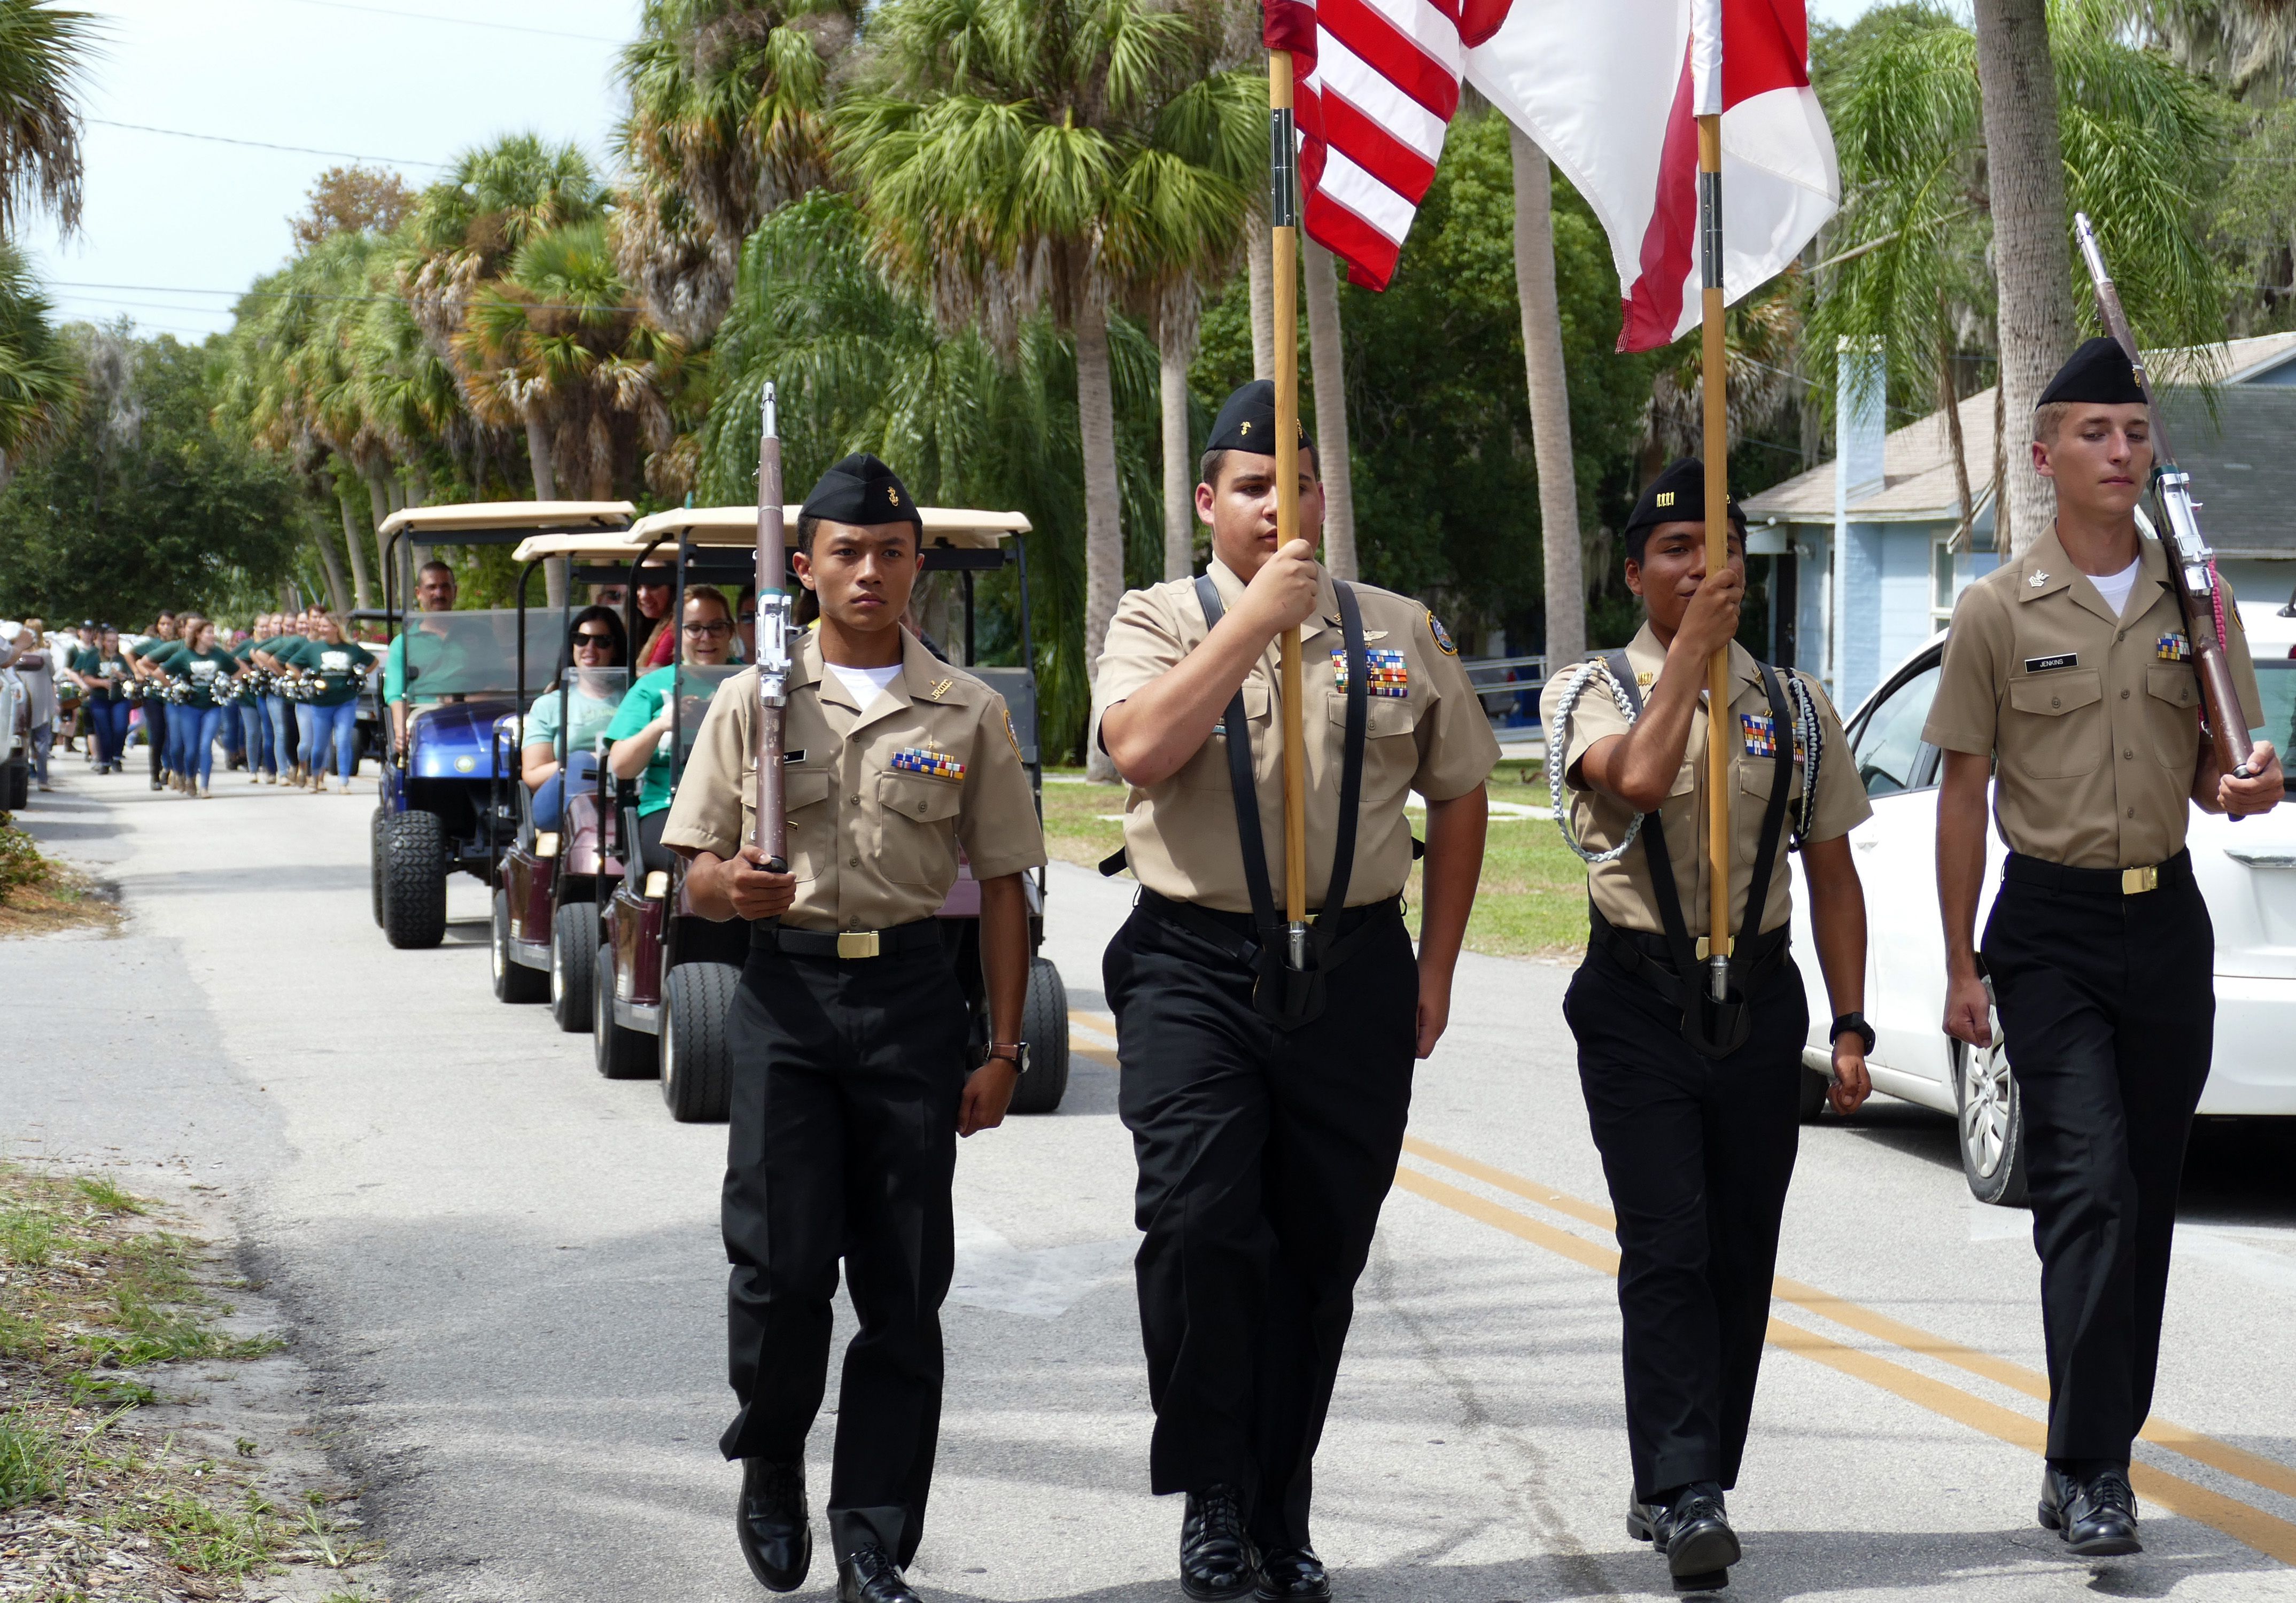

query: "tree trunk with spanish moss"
(1511, 126), (1584, 670)
(312, 512), (351, 617)
(1160, 310), (1196, 582)
(524, 411), (568, 607)
(1302, 239), (1358, 582)
(1247, 219), (1275, 382)
(1974, 0), (2074, 555)
(336, 479), (374, 612)
(1077, 298), (1126, 782)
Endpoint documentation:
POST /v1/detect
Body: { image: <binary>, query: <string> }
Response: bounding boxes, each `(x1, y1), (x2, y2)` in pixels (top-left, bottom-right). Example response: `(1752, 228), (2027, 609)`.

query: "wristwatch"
(981, 1041), (1031, 1076)
(1828, 1011), (1875, 1055)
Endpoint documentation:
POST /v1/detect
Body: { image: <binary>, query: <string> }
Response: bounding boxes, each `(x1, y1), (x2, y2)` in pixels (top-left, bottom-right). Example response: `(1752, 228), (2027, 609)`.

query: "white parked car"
(1789, 599), (2296, 1205)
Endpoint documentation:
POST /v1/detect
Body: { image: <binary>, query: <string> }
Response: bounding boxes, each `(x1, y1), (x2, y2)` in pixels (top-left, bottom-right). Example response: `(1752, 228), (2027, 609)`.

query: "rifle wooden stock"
(753, 383), (791, 870)
(2073, 214), (2255, 779)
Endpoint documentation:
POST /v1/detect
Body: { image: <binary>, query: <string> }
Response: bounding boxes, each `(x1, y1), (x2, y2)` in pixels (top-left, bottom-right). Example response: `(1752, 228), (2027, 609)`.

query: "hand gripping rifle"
(753, 382), (796, 873)
(2073, 213), (2255, 780)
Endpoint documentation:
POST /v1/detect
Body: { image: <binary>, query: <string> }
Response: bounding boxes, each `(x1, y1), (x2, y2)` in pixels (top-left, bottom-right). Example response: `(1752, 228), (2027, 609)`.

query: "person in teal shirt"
(281, 613), (376, 792)
(161, 617), (241, 796)
(606, 586), (735, 872)
(523, 605), (628, 831)
(69, 628), (134, 774)
(384, 559), (459, 755)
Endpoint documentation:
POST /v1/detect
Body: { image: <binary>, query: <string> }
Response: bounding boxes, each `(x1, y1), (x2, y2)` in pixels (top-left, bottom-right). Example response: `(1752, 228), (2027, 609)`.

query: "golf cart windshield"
(672, 663), (740, 773)
(398, 610), (568, 699)
(528, 667), (631, 760)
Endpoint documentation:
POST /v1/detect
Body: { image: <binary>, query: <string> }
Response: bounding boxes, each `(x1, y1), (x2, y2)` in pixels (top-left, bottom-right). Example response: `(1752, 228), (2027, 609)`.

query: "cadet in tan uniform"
(1926, 339), (2283, 1558)
(1538, 458), (1872, 1593)
(1095, 380), (1498, 1603)
(662, 455), (1047, 1603)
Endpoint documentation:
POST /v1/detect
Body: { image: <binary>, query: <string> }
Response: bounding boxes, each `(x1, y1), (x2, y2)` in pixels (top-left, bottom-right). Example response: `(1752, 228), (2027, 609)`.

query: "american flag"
(1263, 0), (1517, 291)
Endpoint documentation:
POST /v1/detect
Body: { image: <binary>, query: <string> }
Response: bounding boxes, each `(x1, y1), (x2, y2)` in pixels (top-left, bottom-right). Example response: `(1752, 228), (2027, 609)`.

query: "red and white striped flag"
(1463, 0), (1837, 351)
(1264, 0), (1516, 291)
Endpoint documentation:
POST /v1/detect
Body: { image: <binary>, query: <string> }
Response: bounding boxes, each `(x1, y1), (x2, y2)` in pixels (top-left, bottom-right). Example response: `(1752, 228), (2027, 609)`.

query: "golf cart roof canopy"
(626, 504), (1031, 550)
(508, 528), (668, 564)
(378, 500), (637, 539)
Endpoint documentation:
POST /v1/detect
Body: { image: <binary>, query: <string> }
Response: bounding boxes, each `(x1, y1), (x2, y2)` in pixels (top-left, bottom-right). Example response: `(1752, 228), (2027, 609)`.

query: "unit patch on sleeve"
(1426, 612), (1459, 656)
(1331, 644), (1409, 697)
(2156, 633), (2192, 662)
(891, 746), (966, 781)
(1740, 712), (1778, 759)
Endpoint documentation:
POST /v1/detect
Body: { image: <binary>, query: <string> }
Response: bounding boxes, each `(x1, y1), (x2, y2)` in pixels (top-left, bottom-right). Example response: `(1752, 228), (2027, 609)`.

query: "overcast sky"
(26, 0), (1889, 343)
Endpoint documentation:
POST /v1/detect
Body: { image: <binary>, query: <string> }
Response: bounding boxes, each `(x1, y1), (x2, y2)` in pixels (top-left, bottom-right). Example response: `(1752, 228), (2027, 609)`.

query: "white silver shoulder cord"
(1784, 671), (1823, 843)
(1548, 658), (1644, 864)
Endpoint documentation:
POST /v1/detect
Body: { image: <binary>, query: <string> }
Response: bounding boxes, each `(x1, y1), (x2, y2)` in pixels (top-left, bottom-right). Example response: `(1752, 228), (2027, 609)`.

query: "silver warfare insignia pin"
(2029, 571), (2049, 588)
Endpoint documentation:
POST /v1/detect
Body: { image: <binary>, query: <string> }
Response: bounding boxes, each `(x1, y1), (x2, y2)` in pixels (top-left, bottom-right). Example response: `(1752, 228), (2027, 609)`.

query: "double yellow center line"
(1066, 1011), (2296, 1562)
(1396, 1135), (2296, 1565)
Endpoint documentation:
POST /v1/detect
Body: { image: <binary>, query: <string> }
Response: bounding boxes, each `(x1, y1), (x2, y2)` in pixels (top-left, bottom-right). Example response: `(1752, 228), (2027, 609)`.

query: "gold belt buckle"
(836, 930), (881, 959)
(2121, 865), (2159, 895)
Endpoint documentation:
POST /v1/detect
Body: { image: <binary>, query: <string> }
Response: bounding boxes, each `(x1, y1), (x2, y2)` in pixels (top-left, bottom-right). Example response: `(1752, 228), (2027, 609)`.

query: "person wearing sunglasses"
(607, 586), (736, 874)
(523, 605), (629, 831)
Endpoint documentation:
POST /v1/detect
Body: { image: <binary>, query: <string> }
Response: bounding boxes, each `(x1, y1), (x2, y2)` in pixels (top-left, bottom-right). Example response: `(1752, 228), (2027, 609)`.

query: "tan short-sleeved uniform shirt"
(1090, 559), (1500, 915)
(1921, 527), (2263, 870)
(1538, 624), (1870, 937)
(662, 629), (1046, 933)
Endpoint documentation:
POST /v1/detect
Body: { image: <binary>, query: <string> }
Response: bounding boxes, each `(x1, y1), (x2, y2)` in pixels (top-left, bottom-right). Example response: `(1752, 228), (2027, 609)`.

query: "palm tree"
(1301, 239), (1358, 580)
(1509, 127), (1582, 670)
(832, 0), (1260, 748)
(2125, 0), (2296, 101)
(0, 243), (75, 489)
(0, 0), (97, 240)
(615, 0), (862, 346)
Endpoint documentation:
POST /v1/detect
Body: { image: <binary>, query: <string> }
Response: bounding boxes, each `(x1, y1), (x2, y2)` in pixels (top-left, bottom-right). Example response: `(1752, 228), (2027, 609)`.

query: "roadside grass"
(0, 1163), (367, 1599)
(1041, 756), (1588, 960)
(0, 811), (119, 938)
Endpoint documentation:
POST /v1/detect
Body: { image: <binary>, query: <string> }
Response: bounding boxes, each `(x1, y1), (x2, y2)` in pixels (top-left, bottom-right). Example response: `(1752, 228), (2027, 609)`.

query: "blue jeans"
(308, 701), (359, 780)
(90, 699), (131, 766)
(164, 705), (190, 776)
(263, 694), (294, 771)
(187, 706), (226, 787)
(239, 702), (275, 775)
(531, 751), (599, 832)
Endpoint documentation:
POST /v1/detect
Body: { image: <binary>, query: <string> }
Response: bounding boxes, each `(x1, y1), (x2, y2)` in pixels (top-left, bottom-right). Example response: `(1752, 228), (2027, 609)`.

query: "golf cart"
(369, 501), (635, 949)
(588, 504), (1074, 1123)
(489, 527), (650, 1023)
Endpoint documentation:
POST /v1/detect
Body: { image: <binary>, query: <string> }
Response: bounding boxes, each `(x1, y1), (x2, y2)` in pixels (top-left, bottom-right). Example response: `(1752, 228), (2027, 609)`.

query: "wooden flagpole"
(1697, 113), (1732, 1000)
(1270, 48), (1309, 968)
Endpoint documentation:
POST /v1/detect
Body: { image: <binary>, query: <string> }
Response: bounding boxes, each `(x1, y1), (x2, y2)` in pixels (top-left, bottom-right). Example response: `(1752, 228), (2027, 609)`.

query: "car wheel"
(550, 900), (599, 1033)
(662, 961), (740, 1123)
(1953, 1019), (2029, 1208)
(1006, 955), (1072, 1115)
(380, 810), (447, 950)
(593, 939), (655, 1080)
(491, 890), (547, 1003)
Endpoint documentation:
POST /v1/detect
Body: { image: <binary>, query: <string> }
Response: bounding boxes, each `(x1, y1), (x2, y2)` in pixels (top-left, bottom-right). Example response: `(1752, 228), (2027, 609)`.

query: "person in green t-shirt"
(167, 617), (241, 796)
(254, 610), (315, 782)
(606, 586), (735, 872)
(280, 613), (376, 793)
(129, 612), (180, 790)
(384, 559), (459, 756)
(68, 628), (135, 773)
(230, 612), (280, 782)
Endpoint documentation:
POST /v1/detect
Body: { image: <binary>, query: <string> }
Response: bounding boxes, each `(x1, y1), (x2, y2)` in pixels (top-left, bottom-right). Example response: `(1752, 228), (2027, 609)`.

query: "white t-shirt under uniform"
(826, 662), (904, 711)
(2092, 557), (2144, 618)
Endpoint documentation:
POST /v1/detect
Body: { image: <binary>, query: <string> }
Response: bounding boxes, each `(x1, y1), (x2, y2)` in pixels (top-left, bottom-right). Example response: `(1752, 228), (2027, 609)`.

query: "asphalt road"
(9, 762), (2296, 1602)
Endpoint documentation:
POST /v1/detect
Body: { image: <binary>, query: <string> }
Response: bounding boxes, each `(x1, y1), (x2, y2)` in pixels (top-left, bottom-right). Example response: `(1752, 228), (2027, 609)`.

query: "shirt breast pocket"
(2145, 664), (2203, 770)
(875, 771), (964, 886)
(2006, 670), (2106, 778)
(1183, 681), (1272, 789)
(746, 766), (832, 881)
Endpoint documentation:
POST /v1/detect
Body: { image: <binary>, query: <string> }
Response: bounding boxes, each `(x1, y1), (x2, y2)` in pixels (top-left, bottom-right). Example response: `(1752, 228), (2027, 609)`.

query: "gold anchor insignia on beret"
(1655, 491), (1676, 508)
(2030, 571), (2049, 587)
(927, 676), (954, 701)
(1239, 421), (1252, 435)
(887, 486), (901, 505)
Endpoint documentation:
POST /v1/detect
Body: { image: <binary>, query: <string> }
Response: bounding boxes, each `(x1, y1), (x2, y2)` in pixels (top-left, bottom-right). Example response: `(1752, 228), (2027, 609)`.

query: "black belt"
(2004, 847), (2192, 898)
(751, 917), (946, 959)
(1141, 890), (1400, 976)
(1589, 905), (1790, 1012)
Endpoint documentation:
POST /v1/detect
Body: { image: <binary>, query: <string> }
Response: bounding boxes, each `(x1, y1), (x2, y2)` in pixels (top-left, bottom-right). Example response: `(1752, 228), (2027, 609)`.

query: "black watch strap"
(1829, 1012), (1875, 1054)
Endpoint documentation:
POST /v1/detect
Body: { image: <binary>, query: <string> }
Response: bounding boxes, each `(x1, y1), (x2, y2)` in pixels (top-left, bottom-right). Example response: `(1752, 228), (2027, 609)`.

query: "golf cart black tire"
(1953, 1031), (2030, 1209)
(3, 757), (26, 811)
(1008, 955), (1070, 1115)
(550, 900), (600, 1033)
(381, 810), (448, 950)
(491, 890), (548, 1004)
(662, 961), (740, 1123)
(593, 940), (656, 1080)
(1796, 1066), (1829, 1124)
(369, 808), (387, 928)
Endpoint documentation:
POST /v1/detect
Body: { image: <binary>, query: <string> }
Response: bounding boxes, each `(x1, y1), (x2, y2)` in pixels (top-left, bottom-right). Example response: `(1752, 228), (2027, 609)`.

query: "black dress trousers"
(1982, 858), (2214, 1464)
(1563, 941), (1808, 1501)
(719, 932), (970, 1568)
(1105, 900), (1418, 1551)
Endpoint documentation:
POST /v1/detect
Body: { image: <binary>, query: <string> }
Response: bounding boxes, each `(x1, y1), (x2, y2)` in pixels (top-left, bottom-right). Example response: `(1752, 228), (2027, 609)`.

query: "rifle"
(752, 382), (796, 873)
(2073, 213), (2255, 780)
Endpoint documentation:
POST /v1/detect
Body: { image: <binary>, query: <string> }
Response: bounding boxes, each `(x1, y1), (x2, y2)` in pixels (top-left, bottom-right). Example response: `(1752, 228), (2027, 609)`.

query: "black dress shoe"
(1255, 1545), (1331, 1601)
(837, 1544), (922, 1603)
(2050, 1468), (2142, 1557)
(1651, 1484), (1739, 1591)
(1626, 1495), (1662, 1542)
(1180, 1485), (1259, 1601)
(735, 1458), (811, 1592)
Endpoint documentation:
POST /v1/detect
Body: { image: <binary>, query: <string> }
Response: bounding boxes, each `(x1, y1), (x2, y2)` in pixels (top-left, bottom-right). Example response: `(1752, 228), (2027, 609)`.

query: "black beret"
(1625, 458), (1743, 559)
(799, 452), (922, 530)
(2037, 336), (2145, 407)
(1205, 379), (1314, 456)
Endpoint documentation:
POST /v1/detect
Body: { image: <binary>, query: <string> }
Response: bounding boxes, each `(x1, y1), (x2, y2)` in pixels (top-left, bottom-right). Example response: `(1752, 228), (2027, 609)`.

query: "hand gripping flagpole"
(1270, 48), (1310, 970)
(1695, 5), (1732, 1003)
